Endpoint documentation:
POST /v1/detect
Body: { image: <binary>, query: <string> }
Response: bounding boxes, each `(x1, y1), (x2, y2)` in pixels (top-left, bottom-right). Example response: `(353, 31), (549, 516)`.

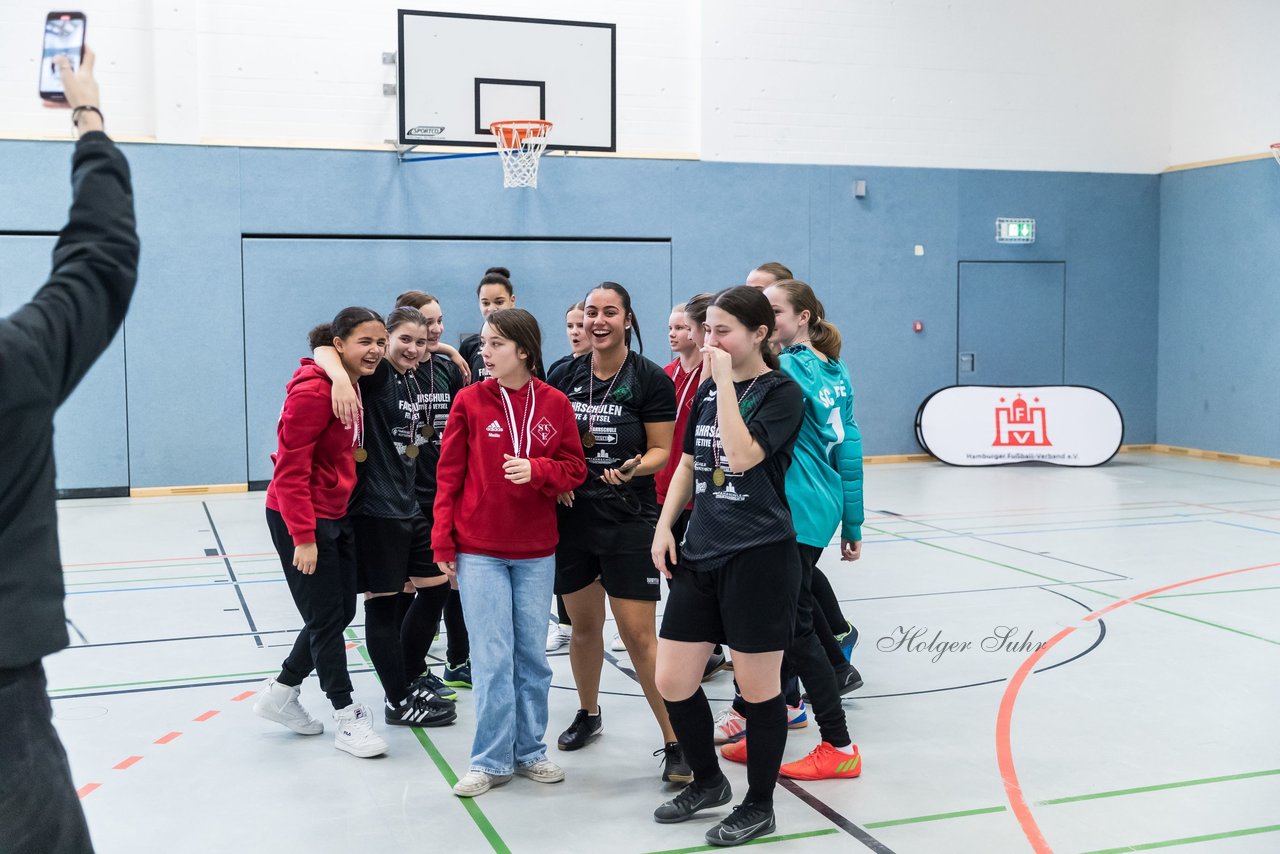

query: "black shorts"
(660, 539), (802, 653)
(555, 542), (663, 602)
(352, 512), (438, 594)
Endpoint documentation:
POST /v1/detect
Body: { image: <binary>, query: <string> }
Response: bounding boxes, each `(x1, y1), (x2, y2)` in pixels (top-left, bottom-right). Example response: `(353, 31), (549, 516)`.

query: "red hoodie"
(432, 377), (586, 563)
(655, 357), (702, 509)
(265, 359), (359, 546)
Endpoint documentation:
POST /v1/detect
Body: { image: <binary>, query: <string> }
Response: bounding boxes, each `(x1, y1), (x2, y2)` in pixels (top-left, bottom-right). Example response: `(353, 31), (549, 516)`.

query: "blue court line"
(1207, 519), (1280, 536)
(65, 577), (284, 596)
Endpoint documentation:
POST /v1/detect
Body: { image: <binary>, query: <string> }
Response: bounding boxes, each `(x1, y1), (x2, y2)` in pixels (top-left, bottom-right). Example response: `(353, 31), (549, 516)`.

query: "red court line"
(230, 691), (255, 702)
(113, 755), (143, 771)
(996, 559), (1280, 853)
(154, 731), (182, 745)
(1177, 500), (1280, 524)
(62, 551), (274, 569)
(194, 710), (220, 722)
(77, 783), (101, 799)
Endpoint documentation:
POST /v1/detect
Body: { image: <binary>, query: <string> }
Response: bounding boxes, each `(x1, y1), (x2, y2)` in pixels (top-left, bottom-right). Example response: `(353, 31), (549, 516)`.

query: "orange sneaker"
(719, 738), (748, 764)
(779, 742), (862, 780)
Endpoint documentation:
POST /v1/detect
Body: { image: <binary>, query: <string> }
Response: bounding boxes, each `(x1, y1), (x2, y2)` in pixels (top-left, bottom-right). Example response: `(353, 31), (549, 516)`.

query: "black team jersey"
(680, 370), (804, 570)
(413, 353), (466, 508)
(553, 352), (676, 536)
(349, 360), (430, 519)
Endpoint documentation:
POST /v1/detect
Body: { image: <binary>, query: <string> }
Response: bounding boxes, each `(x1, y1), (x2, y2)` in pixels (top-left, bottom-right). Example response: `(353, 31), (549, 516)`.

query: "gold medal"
(582, 431), (595, 448)
(354, 447), (368, 463)
(422, 423), (436, 441)
(712, 467), (726, 487)
(405, 444), (419, 459)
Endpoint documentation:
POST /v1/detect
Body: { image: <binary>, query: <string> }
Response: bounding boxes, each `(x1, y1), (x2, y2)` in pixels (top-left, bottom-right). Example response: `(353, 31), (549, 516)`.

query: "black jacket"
(0, 132), (139, 669)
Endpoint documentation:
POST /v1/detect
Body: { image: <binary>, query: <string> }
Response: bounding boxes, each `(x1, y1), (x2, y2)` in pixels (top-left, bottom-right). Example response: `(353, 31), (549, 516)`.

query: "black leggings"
(266, 509), (358, 710)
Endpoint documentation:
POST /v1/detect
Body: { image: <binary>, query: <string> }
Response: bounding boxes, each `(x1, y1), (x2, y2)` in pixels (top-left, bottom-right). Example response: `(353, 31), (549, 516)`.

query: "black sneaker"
(704, 802), (776, 847)
(701, 649), (729, 681)
(655, 742), (693, 784)
(803, 663), (863, 702)
(654, 776), (732, 824)
(411, 671), (457, 703)
(384, 694), (457, 728)
(557, 708), (603, 751)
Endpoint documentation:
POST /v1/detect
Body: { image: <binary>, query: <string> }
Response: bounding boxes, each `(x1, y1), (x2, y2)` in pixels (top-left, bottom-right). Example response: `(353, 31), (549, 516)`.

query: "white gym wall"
(0, 0), (1276, 171)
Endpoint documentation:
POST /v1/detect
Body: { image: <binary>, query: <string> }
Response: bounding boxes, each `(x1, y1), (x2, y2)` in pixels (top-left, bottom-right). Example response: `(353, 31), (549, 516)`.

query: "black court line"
(598, 636), (898, 851)
(832, 576), (1128, 605)
(779, 779), (897, 853)
(202, 501), (263, 648)
(49, 668), (376, 702)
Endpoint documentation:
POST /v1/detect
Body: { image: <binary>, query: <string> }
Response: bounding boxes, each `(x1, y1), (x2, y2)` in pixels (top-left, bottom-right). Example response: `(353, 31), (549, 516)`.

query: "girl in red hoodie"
(433, 308), (586, 798)
(257, 307), (391, 760)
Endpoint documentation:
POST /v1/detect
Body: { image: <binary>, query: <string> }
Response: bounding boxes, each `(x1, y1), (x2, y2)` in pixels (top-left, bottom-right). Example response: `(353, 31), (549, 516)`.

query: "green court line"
(65, 573), (225, 587)
(861, 768), (1280, 830)
(343, 629), (511, 854)
(1150, 585), (1280, 599)
(1070, 586), (1280, 646)
(1038, 768), (1280, 805)
(643, 828), (840, 854)
(864, 805), (1007, 829)
(1080, 823), (1280, 854)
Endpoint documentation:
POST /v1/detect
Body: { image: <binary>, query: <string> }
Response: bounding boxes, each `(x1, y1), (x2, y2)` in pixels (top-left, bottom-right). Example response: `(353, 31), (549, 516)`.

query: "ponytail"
(770, 279), (841, 361)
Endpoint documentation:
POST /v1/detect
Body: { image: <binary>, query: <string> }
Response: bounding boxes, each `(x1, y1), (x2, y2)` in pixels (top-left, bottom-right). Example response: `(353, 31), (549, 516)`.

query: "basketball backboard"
(397, 10), (616, 151)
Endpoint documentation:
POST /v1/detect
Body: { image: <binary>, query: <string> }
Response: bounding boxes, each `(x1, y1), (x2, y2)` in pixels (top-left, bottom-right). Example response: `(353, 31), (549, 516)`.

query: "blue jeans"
(456, 552), (556, 775)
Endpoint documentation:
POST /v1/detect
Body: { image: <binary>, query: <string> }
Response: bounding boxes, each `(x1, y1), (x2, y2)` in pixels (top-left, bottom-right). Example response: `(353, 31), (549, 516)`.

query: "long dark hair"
(585, 281), (644, 354)
(308, 306), (384, 350)
(477, 266), (513, 296)
(683, 292), (714, 327)
(769, 279), (842, 360)
(708, 286), (778, 370)
(484, 308), (543, 376)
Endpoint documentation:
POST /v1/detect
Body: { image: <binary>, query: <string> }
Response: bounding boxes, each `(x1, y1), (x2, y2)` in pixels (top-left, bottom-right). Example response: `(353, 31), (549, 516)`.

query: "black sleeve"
(548, 353), (584, 392)
(0, 132), (139, 409)
(359, 358), (391, 392)
(446, 358), (465, 396)
(746, 377), (804, 458)
(637, 358), (677, 423)
(459, 334), (480, 363)
(683, 385), (708, 456)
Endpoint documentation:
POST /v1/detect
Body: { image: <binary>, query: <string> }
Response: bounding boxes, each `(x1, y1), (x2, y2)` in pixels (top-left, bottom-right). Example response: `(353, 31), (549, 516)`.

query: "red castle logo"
(993, 394), (1051, 447)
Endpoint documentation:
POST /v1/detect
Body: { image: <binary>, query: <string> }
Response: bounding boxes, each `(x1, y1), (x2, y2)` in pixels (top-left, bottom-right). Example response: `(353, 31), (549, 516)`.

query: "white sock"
(831, 741), (857, 755)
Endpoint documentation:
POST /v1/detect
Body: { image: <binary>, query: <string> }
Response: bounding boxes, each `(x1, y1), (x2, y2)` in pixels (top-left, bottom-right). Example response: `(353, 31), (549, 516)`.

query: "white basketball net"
(491, 121), (553, 189)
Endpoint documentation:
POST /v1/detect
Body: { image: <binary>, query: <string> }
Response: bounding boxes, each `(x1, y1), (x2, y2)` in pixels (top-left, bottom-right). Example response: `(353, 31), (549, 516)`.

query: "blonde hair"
(770, 279), (841, 361)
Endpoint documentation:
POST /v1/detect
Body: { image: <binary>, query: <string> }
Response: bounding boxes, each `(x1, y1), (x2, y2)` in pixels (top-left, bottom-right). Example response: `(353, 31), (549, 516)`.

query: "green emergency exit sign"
(996, 218), (1035, 244)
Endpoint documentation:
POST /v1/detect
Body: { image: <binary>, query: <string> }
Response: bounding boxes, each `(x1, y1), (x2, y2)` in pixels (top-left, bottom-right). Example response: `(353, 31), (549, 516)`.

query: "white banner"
(916, 386), (1123, 467)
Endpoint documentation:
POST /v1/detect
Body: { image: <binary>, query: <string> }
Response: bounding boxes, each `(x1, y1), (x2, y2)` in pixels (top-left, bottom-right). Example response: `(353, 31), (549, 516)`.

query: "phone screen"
(40, 13), (86, 98)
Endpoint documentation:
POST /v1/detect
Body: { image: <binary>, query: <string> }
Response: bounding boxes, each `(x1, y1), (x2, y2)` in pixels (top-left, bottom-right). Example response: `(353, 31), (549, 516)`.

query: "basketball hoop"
(1272, 142), (1280, 166)
(490, 120), (553, 188)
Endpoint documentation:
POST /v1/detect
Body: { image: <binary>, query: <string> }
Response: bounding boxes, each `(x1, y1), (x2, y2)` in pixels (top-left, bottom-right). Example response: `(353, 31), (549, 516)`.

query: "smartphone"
(618, 458), (640, 475)
(39, 11), (87, 103)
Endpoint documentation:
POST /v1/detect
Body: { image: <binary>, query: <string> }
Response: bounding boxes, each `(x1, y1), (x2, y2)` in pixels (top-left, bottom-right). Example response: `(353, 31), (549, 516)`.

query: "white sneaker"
(712, 707), (747, 744)
(253, 678), (323, 735)
(333, 703), (388, 758)
(454, 769), (512, 797)
(516, 758), (566, 784)
(546, 621), (572, 653)
(610, 632), (626, 652)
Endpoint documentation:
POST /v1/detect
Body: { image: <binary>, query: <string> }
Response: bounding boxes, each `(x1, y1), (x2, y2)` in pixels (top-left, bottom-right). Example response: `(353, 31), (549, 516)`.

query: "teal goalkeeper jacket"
(778, 345), (864, 547)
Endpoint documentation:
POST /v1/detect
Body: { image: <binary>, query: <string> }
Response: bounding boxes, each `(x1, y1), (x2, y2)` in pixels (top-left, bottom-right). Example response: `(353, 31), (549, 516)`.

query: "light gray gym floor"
(47, 451), (1280, 853)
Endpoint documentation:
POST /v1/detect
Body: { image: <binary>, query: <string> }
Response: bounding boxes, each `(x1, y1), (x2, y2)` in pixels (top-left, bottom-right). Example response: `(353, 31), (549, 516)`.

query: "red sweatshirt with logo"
(432, 377), (587, 563)
(265, 359), (359, 546)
